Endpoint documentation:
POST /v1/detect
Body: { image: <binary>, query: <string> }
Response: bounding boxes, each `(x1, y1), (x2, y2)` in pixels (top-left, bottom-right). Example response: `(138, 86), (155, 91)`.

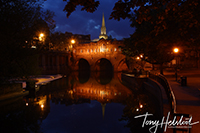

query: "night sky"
(43, 0), (135, 40)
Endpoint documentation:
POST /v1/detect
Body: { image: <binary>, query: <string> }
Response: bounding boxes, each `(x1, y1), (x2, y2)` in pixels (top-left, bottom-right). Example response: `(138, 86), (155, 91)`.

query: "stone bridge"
(69, 39), (128, 72)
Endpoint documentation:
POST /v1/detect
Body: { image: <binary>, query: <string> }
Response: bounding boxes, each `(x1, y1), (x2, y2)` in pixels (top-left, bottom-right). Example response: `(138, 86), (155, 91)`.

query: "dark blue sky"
(43, 0), (135, 40)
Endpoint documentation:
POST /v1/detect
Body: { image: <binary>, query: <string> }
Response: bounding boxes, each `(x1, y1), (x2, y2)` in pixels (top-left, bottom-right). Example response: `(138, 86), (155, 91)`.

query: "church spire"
(99, 13), (108, 39)
(102, 13), (105, 28)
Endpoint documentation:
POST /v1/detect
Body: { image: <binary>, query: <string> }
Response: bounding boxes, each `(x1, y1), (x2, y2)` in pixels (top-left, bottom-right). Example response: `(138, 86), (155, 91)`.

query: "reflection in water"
(0, 72), (162, 133)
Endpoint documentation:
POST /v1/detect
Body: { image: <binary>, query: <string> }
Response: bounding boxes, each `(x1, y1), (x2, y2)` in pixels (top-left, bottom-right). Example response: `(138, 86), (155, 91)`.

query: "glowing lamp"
(173, 48), (179, 53)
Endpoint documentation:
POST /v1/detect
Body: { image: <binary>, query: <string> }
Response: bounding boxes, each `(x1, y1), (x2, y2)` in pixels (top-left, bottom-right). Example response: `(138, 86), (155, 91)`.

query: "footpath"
(162, 69), (200, 133)
(0, 74), (63, 102)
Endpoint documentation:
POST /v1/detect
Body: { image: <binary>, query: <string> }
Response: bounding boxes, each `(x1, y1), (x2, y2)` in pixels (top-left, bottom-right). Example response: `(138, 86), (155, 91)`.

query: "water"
(0, 72), (163, 133)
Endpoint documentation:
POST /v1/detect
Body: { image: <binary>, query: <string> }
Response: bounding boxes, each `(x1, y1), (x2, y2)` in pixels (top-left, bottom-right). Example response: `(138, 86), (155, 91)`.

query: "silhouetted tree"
(0, 0), (55, 82)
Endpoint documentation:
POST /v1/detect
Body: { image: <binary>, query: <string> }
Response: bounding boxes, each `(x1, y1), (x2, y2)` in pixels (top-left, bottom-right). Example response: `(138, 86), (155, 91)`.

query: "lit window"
(114, 48), (117, 51)
(80, 49), (83, 53)
(94, 49), (97, 52)
(87, 49), (89, 52)
(91, 49), (93, 52)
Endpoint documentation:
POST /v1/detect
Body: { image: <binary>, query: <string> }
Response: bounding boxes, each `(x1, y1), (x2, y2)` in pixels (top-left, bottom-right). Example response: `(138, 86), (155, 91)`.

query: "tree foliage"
(50, 32), (70, 51)
(63, 0), (100, 17)
(0, 0), (55, 82)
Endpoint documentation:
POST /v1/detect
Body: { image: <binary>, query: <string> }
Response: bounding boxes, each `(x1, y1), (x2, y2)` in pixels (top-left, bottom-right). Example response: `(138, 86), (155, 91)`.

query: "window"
(114, 48), (117, 51)
(80, 49), (83, 53)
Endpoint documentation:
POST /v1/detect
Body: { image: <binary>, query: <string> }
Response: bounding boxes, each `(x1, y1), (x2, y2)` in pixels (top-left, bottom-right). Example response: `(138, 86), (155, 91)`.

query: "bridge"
(69, 38), (128, 72)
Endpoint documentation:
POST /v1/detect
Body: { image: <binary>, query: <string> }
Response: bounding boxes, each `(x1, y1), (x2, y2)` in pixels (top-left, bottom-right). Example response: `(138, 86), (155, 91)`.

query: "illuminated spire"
(102, 13), (105, 28)
(99, 13), (108, 39)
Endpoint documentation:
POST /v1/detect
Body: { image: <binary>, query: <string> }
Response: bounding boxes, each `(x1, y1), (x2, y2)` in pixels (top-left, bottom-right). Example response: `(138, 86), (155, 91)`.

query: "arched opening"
(78, 58), (90, 83)
(117, 58), (129, 71)
(78, 58), (90, 71)
(94, 58), (113, 84)
(94, 58), (113, 72)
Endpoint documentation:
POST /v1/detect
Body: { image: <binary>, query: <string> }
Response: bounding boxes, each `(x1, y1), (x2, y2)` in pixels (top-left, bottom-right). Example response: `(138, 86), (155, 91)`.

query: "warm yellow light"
(173, 48), (179, 53)
(140, 55), (143, 58)
(39, 33), (44, 41)
(26, 103), (28, 106)
(40, 33), (44, 37)
(140, 104), (143, 108)
(41, 104), (44, 108)
(71, 39), (75, 44)
(136, 57), (140, 60)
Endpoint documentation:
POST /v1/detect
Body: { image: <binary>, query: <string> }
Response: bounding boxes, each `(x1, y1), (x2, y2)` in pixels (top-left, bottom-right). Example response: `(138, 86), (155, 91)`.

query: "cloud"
(107, 30), (124, 40)
(43, 0), (135, 40)
(94, 25), (100, 29)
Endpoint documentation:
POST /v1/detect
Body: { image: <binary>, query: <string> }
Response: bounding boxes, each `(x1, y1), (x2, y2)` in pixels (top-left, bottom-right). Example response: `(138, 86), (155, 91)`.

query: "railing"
(149, 72), (191, 133)
(149, 72), (177, 114)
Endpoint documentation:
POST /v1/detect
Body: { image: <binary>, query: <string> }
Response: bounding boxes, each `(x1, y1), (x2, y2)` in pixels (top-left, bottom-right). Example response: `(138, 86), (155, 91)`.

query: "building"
(69, 14), (128, 72)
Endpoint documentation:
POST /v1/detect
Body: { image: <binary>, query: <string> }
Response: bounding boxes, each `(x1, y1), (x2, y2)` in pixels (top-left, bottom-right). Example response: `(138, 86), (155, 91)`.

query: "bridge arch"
(94, 58), (113, 71)
(117, 58), (128, 71)
(77, 58), (90, 71)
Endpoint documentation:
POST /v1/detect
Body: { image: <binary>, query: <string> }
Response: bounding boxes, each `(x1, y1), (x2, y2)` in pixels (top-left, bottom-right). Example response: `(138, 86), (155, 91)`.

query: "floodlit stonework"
(70, 38), (128, 71)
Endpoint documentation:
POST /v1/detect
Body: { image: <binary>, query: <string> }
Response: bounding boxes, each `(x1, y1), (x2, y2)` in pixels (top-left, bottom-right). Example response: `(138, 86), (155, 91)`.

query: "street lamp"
(39, 33), (44, 41)
(174, 48), (179, 53)
(173, 48), (179, 81)
(71, 39), (75, 44)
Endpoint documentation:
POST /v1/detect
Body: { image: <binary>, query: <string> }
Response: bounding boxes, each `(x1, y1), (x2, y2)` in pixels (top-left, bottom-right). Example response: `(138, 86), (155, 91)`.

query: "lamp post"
(173, 48), (179, 81)
(39, 33), (44, 42)
(69, 39), (76, 67)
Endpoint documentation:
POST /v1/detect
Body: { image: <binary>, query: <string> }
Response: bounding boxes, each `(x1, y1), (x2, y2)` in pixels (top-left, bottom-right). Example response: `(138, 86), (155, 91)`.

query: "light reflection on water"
(0, 72), (162, 133)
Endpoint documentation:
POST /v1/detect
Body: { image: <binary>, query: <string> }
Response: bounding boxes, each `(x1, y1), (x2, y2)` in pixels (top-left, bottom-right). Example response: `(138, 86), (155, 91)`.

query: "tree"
(0, 0), (55, 82)
(50, 32), (69, 51)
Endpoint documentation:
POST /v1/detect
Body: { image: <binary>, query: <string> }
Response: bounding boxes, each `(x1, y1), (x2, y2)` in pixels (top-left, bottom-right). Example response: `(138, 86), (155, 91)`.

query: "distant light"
(173, 48), (179, 53)
(39, 33), (44, 41)
(26, 103), (28, 106)
(140, 55), (143, 58)
(41, 104), (44, 108)
(40, 33), (44, 37)
(136, 57), (140, 60)
(31, 46), (36, 49)
(71, 39), (75, 44)
(136, 108), (139, 111)
(140, 104), (143, 108)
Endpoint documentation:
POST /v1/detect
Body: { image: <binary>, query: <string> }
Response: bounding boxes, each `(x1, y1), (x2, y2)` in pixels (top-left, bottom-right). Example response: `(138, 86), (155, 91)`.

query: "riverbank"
(152, 69), (200, 132)
(0, 74), (63, 102)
